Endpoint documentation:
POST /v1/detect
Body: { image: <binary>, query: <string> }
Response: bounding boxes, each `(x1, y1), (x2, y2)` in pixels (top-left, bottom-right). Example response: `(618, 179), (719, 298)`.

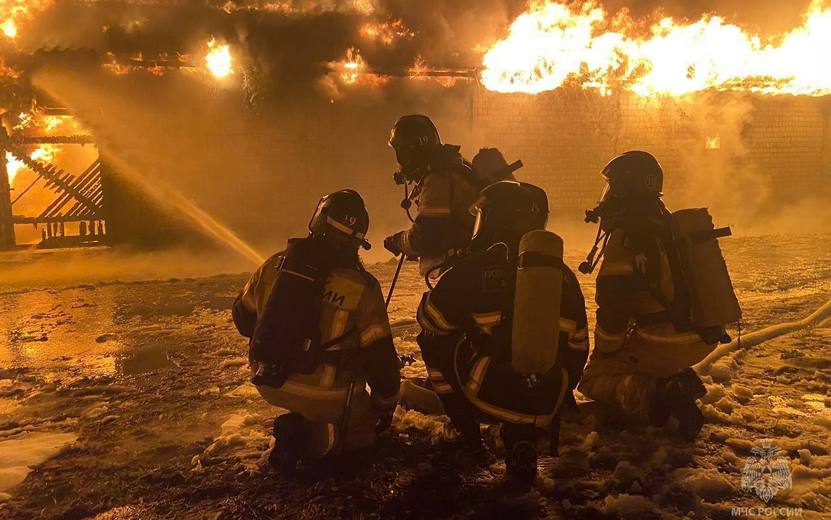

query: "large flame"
(4, 113), (86, 184)
(1, 0), (53, 41)
(5, 146), (57, 184)
(481, 1), (831, 96)
(340, 47), (365, 84)
(205, 38), (233, 79)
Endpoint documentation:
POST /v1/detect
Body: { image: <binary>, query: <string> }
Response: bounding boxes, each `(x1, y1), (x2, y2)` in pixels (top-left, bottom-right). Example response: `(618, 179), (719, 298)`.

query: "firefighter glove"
(384, 231), (406, 256)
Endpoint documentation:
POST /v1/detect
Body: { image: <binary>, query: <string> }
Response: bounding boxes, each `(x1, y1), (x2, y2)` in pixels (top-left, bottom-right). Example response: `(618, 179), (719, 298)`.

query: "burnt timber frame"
(0, 128), (105, 250)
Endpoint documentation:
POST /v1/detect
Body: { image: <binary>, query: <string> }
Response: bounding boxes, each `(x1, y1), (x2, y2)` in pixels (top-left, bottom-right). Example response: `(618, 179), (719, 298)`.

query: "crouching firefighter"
(577, 151), (741, 441)
(232, 190), (400, 472)
(383, 115), (479, 279)
(416, 181), (590, 487)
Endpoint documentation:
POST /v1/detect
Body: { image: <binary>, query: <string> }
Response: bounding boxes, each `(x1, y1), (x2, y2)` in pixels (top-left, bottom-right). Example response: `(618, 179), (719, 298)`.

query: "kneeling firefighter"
(577, 151), (741, 441)
(233, 190), (400, 471)
(416, 181), (589, 486)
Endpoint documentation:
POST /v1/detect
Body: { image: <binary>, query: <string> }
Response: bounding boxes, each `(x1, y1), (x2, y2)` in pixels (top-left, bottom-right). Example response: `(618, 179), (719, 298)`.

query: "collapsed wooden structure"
(0, 126), (106, 249)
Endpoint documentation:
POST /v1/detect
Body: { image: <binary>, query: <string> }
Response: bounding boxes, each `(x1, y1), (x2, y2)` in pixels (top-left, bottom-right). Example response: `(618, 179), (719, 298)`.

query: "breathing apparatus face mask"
(469, 202), (495, 252)
(471, 206), (485, 238)
(392, 142), (430, 185)
(585, 182), (628, 232)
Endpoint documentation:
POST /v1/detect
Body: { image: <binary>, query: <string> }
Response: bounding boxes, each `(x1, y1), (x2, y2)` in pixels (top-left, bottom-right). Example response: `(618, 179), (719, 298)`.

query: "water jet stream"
(31, 75), (264, 266)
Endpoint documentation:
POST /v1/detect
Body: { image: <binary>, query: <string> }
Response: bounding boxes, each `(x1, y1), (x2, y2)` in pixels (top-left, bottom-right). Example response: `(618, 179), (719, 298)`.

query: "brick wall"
(95, 80), (831, 250)
(470, 87), (831, 218)
(745, 97), (827, 200)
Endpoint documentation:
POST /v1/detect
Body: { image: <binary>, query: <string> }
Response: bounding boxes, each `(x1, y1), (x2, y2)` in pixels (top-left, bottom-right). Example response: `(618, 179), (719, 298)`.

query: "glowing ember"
(360, 19), (414, 46)
(0, 57), (21, 78)
(410, 55), (430, 77)
(206, 38), (233, 79)
(13, 111), (33, 131)
(408, 56), (464, 88)
(481, 1), (831, 96)
(706, 135), (721, 150)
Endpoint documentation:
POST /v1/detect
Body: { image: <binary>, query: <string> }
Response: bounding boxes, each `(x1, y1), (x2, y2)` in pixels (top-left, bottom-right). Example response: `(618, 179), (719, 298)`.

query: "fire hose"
(695, 297), (831, 374)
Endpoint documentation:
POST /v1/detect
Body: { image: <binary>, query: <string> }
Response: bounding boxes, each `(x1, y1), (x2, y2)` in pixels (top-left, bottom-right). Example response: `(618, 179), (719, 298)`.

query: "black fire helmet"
(389, 115), (441, 176)
(308, 189), (371, 250)
(470, 181), (549, 249)
(600, 150), (664, 201)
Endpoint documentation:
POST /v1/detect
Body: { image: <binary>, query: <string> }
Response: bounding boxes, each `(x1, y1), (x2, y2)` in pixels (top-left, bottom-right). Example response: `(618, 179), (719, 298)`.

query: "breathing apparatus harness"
(579, 200), (733, 345)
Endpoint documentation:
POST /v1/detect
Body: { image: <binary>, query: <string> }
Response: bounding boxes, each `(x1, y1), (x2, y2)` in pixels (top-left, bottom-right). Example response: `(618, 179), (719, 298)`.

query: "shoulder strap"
(320, 327), (358, 350)
(626, 224), (693, 331)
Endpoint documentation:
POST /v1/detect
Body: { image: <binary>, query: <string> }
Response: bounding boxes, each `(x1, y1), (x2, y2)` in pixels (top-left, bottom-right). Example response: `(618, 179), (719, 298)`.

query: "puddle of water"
(115, 345), (176, 376)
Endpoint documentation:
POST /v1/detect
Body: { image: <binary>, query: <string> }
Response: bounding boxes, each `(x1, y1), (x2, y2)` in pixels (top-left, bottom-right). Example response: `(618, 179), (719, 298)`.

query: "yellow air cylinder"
(511, 230), (564, 375)
(670, 208), (742, 327)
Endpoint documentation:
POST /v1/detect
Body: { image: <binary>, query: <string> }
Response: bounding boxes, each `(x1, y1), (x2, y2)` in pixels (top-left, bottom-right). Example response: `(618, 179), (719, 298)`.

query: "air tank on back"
(511, 229), (564, 375)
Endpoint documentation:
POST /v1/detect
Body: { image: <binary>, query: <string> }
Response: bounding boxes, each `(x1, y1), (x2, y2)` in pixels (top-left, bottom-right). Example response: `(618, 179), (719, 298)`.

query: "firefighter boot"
(269, 412), (309, 473)
(648, 377), (672, 428)
(650, 374), (704, 441)
(672, 395), (704, 442)
(666, 370), (705, 441)
(671, 367), (707, 401)
(505, 441), (538, 491)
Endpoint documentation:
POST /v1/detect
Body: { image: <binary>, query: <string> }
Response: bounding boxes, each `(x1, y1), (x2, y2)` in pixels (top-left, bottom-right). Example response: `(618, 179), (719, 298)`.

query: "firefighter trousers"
(578, 327), (716, 418)
(419, 332), (559, 448)
(256, 374), (379, 459)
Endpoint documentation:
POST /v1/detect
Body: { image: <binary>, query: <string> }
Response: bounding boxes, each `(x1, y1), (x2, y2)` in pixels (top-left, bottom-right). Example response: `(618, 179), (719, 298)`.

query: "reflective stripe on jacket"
(402, 166), (477, 275)
(233, 246), (399, 408)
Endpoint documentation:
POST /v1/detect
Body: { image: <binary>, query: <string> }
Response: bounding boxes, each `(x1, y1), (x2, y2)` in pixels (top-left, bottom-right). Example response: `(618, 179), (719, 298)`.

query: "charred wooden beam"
(329, 65), (480, 79)
(0, 128), (16, 249)
(5, 149), (101, 213)
(12, 215), (102, 224)
(10, 135), (96, 145)
(39, 161), (101, 218)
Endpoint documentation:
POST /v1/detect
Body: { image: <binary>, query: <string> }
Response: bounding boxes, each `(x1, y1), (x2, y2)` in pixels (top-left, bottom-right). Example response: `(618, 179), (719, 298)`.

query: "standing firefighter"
(416, 181), (589, 488)
(577, 151), (740, 441)
(384, 115), (479, 277)
(233, 190), (400, 472)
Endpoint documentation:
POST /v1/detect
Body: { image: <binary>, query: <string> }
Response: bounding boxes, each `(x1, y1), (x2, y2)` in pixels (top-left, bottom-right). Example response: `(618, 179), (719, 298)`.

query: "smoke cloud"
(3, 0), (828, 280)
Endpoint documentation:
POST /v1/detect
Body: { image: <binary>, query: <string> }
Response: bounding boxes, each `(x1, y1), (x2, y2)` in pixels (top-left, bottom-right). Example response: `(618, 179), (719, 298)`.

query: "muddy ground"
(1, 235), (830, 519)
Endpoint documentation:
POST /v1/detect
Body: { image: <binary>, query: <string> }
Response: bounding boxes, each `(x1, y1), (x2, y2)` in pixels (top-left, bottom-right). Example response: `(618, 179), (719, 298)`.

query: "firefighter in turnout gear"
(577, 151), (715, 441)
(233, 190), (400, 472)
(384, 114), (478, 277)
(416, 181), (589, 487)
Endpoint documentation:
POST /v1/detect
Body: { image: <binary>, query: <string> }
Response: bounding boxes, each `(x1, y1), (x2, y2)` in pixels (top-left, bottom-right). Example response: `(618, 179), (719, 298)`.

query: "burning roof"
(0, 0), (830, 113)
(481, 1), (831, 96)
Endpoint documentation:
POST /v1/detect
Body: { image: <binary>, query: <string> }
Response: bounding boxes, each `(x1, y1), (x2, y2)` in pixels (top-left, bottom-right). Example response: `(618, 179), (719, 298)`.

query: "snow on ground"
(0, 234), (829, 518)
(0, 432), (78, 500)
